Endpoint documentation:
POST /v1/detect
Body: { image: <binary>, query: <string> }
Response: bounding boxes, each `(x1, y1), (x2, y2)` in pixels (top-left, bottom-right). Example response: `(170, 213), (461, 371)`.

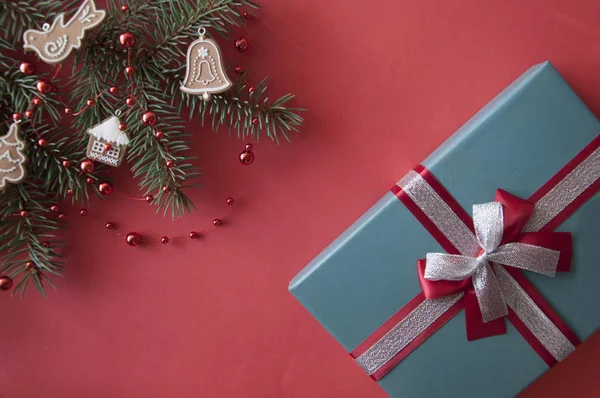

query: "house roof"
(87, 116), (130, 146)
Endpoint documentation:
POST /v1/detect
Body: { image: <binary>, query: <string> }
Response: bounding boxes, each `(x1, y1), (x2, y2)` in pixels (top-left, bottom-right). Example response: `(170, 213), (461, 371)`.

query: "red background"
(2, 1), (600, 397)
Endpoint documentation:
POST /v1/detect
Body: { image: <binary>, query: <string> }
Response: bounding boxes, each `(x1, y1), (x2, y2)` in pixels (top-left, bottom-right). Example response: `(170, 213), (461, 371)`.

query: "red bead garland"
(234, 37), (249, 52)
(126, 232), (141, 247)
(36, 80), (52, 94)
(239, 149), (254, 165)
(0, 276), (13, 291)
(19, 62), (35, 75)
(98, 182), (113, 196)
(142, 111), (157, 126)
(80, 159), (95, 173)
(119, 32), (135, 48)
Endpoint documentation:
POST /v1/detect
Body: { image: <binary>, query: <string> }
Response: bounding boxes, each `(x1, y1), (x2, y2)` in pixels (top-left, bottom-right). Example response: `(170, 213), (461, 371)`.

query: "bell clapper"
(202, 92), (211, 102)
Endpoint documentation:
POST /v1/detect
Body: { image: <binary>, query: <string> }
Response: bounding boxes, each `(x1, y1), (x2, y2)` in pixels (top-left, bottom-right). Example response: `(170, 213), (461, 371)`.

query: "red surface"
(2, 1), (600, 397)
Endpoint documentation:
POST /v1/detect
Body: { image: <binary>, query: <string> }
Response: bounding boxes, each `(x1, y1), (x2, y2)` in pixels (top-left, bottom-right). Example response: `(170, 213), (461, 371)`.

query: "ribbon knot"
(420, 190), (570, 325)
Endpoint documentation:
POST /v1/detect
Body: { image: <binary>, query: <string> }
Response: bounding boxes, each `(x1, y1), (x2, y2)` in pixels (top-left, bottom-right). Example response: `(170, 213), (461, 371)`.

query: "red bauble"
(106, 222), (115, 230)
(37, 138), (47, 147)
(155, 131), (165, 139)
(126, 97), (135, 106)
(20, 210), (28, 217)
(245, 143), (253, 151)
(239, 149), (254, 165)
(25, 110), (34, 119)
(213, 218), (222, 226)
(251, 117), (259, 126)
(64, 107), (73, 115)
(243, 11), (252, 19)
(121, 5), (129, 12)
(58, 212), (67, 220)
(119, 32), (135, 48)
(80, 159), (95, 173)
(0, 276), (13, 291)
(86, 99), (95, 107)
(13, 113), (23, 122)
(234, 66), (244, 75)
(109, 86), (118, 94)
(142, 111), (157, 126)
(125, 66), (135, 76)
(80, 209), (88, 216)
(62, 160), (72, 167)
(33, 97), (42, 106)
(126, 232), (141, 247)
(162, 186), (170, 193)
(86, 177), (94, 184)
(104, 143), (112, 152)
(66, 188), (74, 196)
(145, 195), (154, 203)
(234, 37), (249, 52)
(26, 261), (35, 269)
(189, 231), (199, 239)
(118, 123), (127, 131)
(50, 205), (59, 212)
(19, 62), (35, 75)
(226, 197), (234, 205)
(161, 236), (169, 244)
(98, 182), (113, 196)
(166, 160), (175, 168)
(248, 86), (255, 94)
(42, 241), (50, 248)
(36, 80), (52, 94)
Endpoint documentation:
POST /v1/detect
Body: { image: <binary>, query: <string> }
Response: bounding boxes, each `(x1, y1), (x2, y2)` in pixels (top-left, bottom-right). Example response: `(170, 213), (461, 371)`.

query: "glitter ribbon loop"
(423, 199), (564, 323)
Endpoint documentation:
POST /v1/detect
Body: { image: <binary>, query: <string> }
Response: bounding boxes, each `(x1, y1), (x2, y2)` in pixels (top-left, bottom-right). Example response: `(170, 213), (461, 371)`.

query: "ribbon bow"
(418, 190), (572, 334)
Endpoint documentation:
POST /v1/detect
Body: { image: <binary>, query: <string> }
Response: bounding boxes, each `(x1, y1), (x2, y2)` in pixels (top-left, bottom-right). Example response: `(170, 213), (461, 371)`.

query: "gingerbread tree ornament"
(0, 122), (28, 190)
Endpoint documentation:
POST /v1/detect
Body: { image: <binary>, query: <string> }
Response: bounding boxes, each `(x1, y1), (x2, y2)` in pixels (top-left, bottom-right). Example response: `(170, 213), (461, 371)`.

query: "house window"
(107, 147), (120, 158)
(92, 140), (104, 153)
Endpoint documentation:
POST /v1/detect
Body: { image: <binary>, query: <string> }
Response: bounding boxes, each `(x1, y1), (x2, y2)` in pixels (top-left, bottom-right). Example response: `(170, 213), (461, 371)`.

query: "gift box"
(289, 61), (600, 398)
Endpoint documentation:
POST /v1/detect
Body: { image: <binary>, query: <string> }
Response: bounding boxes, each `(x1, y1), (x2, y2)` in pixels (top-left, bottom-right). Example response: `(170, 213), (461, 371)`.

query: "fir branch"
(0, 182), (64, 298)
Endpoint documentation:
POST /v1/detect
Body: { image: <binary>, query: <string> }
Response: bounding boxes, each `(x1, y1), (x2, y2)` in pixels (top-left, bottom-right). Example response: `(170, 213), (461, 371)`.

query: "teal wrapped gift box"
(289, 62), (600, 398)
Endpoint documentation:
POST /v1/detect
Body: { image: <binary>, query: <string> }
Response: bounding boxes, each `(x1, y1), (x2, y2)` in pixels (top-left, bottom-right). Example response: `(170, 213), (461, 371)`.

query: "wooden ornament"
(0, 122), (28, 190)
(22, 0), (106, 65)
(86, 116), (129, 167)
(180, 27), (232, 100)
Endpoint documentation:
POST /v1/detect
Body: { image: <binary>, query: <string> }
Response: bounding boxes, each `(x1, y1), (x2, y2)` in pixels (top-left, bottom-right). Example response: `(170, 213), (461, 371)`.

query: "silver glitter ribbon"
(354, 163), (589, 375)
(523, 147), (600, 232)
(424, 201), (561, 322)
(355, 293), (463, 376)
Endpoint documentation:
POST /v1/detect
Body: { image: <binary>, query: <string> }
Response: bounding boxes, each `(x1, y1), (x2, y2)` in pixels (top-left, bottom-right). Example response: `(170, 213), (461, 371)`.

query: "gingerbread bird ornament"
(23, 0), (106, 65)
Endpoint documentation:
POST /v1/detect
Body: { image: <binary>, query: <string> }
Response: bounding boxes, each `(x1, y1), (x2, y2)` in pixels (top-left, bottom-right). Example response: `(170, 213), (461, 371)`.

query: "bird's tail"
(69, 0), (106, 30)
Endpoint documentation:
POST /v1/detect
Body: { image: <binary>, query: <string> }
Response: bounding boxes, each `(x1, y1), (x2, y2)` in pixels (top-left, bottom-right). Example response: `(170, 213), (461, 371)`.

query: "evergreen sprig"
(1, 0), (303, 297)
(1, 2), (104, 297)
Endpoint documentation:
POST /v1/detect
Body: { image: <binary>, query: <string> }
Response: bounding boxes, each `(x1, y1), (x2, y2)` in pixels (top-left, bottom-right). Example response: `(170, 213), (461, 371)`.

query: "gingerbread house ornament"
(86, 116), (129, 167)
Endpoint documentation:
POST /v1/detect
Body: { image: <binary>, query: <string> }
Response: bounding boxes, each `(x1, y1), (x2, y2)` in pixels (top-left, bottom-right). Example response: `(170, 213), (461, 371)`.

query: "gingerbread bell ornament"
(180, 27), (232, 101)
